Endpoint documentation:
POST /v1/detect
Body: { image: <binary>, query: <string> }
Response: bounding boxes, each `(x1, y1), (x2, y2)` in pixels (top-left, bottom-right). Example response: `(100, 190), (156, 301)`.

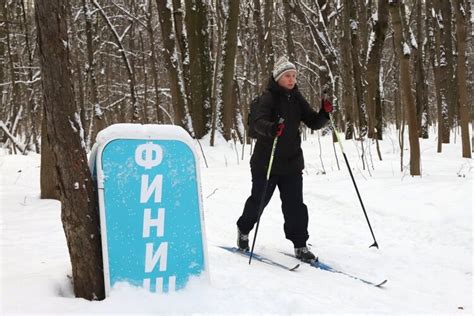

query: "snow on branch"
(92, 0), (133, 78)
(403, 42), (411, 56)
(0, 120), (26, 153)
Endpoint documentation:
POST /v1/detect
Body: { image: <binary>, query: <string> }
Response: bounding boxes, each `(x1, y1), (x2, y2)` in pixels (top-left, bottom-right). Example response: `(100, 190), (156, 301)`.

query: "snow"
(1, 127), (472, 314)
(95, 123), (193, 149)
(350, 20), (358, 31)
(94, 104), (103, 117)
(367, 30), (376, 62)
(410, 30), (418, 49)
(403, 42), (411, 56)
(372, 12), (378, 22)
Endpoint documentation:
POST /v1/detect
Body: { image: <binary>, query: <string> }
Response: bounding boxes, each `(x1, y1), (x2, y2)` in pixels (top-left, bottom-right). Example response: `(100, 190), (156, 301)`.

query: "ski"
(283, 253), (387, 287)
(219, 246), (300, 271)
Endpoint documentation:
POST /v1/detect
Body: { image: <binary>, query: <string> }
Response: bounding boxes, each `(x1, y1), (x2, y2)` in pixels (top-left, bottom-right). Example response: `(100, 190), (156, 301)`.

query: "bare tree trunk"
(2, 2), (20, 145)
(432, 0), (450, 150)
(155, 0), (189, 130)
(358, 0), (369, 59)
(220, 0), (240, 140)
(20, 0), (40, 153)
(440, 0), (456, 135)
(67, 1), (88, 146)
(347, 0), (367, 138)
(263, 0), (274, 70)
(172, 0), (192, 125)
(145, 0), (163, 123)
(35, 0), (104, 300)
(185, 0), (212, 138)
(0, 4), (4, 114)
(40, 107), (60, 200)
(468, 3), (474, 152)
(139, 31), (149, 124)
(389, 0), (421, 176)
(210, 0), (224, 146)
(83, 0), (105, 143)
(414, 0), (429, 139)
(283, 1), (296, 61)
(426, 0), (442, 151)
(341, 0), (356, 139)
(453, 0), (472, 158)
(366, 0), (389, 140)
(253, 0), (267, 87)
(238, 5), (253, 145)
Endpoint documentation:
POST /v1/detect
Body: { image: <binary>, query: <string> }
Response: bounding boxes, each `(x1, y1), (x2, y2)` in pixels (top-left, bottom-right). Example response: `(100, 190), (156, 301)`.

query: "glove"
(271, 121), (285, 137)
(322, 99), (333, 113)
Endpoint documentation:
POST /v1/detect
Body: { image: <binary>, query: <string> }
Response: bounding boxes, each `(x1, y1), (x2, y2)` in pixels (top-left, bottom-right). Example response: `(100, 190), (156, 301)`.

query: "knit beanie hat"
(272, 56), (297, 82)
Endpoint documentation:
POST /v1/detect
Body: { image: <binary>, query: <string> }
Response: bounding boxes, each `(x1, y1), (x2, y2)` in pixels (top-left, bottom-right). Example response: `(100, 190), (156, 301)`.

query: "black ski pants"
(237, 169), (309, 248)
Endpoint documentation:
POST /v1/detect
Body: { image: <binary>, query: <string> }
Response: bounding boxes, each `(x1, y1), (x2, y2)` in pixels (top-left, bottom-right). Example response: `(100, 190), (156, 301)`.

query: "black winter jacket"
(250, 77), (329, 175)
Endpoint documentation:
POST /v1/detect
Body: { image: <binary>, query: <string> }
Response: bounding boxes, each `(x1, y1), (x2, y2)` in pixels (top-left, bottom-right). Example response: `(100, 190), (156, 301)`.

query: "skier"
(236, 56), (333, 262)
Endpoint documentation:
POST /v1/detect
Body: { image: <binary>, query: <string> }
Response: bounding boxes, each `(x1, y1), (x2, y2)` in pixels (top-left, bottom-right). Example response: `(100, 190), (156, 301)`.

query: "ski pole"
(249, 118), (284, 264)
(327, 108), (379, 249)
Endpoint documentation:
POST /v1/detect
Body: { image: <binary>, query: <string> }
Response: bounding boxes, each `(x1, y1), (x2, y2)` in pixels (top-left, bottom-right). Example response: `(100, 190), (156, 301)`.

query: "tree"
(347, 0), (368, 138)
(145, 0), (163, 123)
(253, 0), (268, 87)
(185, 0), (212, 138)
(432, 0), (451, 148)
(220, 0), (240, 140)
(155, 0), (189, 130)
(453, 0), (472, 158)
(389, 0), (421, 176)
(440, 0), (456, 137)
(414, 0), (429, 139)
(83, 0), (105, 143)
(282, 1), (296, 62)
(366, 0), (389, 141)
(340, 0), (356, 139)
(34, 0), (104, 300)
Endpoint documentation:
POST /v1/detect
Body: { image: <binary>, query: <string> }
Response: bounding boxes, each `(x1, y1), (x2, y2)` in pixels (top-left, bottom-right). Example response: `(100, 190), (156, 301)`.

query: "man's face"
(277, 70), (297, 90)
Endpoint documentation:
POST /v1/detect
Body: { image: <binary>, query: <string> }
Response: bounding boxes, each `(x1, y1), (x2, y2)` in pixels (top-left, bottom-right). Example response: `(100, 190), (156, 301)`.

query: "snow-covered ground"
(1, 127), (472, 315)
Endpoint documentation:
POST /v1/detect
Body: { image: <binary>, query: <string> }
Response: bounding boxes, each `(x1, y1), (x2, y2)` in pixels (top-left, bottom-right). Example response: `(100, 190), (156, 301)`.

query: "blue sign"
(92, 124), (208, 295)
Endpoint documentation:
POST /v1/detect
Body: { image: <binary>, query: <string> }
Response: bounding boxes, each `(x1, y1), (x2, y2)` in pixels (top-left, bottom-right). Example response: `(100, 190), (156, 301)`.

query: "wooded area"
(1, 0), (472, 300)
(1, 0), (473, 161)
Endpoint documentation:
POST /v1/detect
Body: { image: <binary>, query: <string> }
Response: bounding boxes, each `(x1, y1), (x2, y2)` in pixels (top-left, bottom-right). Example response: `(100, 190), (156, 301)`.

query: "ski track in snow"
(1, 130), (472, 314)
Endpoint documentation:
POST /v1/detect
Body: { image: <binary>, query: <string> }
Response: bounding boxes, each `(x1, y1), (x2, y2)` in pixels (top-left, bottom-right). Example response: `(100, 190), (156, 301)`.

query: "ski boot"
(294, 246), (317, 263)
(237, 228), (250, 252)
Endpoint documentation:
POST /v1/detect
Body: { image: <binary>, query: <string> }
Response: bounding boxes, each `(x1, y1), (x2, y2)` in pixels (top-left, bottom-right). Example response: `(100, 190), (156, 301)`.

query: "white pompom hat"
(272, 56), (297, 82)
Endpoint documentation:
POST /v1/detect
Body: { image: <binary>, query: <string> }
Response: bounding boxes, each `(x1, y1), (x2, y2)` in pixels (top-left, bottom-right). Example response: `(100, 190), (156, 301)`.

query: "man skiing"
(236, 56), (333, 262)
